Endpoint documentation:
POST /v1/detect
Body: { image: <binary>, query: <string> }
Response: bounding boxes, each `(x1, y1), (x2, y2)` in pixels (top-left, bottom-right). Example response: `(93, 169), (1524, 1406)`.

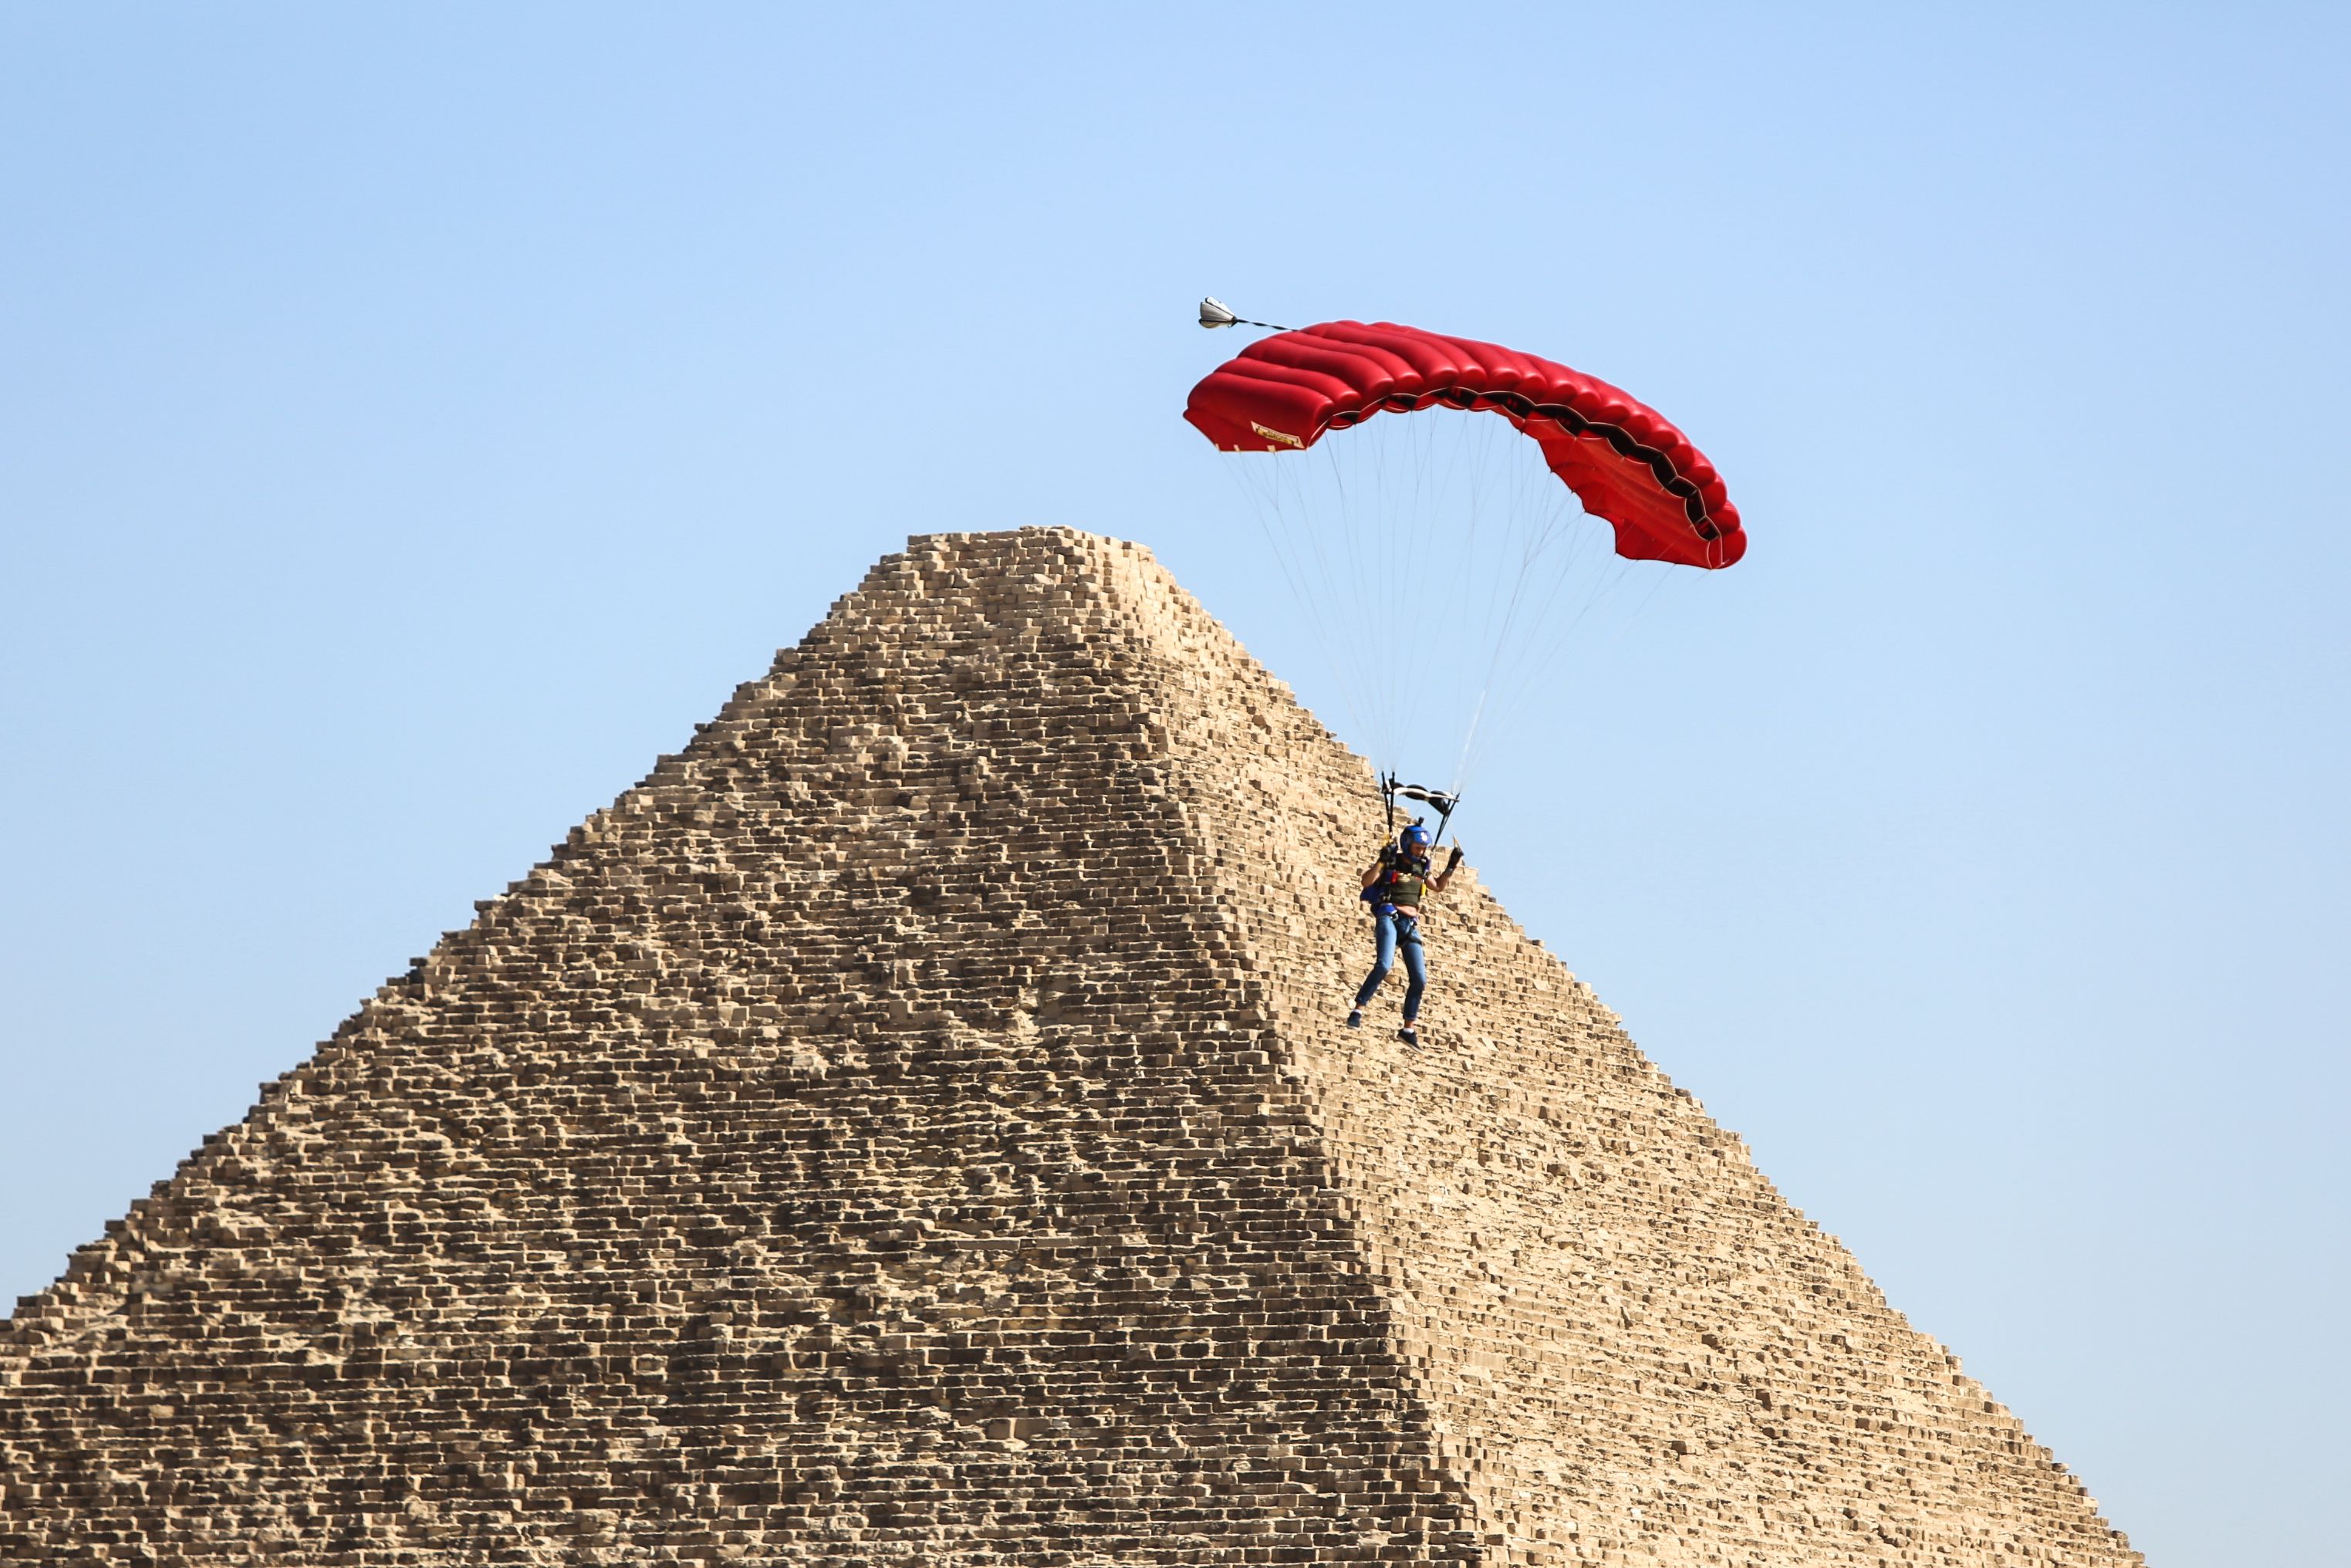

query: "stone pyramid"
(2, 528), (2140, 1566)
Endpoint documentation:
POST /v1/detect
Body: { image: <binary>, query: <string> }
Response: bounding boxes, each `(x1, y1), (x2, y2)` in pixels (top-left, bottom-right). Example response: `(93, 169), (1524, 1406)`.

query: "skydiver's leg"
(1397, 917), (1427, 1023)
(1352, 913), (1397, 1009)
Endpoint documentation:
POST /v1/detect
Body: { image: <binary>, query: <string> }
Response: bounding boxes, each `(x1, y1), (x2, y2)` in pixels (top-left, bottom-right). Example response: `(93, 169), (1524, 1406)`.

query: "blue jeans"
(1353, 911), (1427, 1021)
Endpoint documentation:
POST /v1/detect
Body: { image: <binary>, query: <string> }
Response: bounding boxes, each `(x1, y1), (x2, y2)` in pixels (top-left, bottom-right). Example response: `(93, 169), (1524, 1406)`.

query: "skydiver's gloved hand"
(1445, 845), (1465, 874)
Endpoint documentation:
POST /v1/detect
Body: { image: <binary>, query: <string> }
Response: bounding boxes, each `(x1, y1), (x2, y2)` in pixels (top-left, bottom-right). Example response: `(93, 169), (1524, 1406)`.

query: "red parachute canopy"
(1184, 321), (1744, 569)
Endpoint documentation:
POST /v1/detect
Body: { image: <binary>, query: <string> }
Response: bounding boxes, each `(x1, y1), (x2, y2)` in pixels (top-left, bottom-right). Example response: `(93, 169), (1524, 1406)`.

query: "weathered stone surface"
(1, 527), (2139, 1566)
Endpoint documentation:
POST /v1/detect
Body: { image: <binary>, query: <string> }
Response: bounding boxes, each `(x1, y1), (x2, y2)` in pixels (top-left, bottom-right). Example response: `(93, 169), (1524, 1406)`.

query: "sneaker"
(1397, 1026), (1419, 1046)
(1346, 1009), (1363, 1029)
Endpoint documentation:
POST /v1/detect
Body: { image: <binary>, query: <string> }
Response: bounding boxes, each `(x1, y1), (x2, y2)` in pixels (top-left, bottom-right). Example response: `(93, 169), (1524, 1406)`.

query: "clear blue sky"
(3, 8), (2343, 1563)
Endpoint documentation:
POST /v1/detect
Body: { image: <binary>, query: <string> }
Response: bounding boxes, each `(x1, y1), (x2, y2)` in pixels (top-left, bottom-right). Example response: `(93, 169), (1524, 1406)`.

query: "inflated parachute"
(1184, 311), (1746, 820)
(1185, 319), (1744, 569)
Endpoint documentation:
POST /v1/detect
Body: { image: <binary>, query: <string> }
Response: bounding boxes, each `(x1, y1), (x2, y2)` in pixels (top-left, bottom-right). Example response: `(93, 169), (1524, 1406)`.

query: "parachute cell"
(1184, 321), (1745, 569)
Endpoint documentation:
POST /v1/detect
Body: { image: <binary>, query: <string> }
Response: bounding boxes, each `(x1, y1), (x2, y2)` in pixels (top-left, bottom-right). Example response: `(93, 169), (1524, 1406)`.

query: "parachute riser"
(1380, 771), (1461, 850)
(1424, 790), (1461, 851)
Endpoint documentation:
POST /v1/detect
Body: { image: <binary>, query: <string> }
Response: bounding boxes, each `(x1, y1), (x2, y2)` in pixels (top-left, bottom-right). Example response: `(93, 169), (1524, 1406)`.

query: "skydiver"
(1346, 822), (1465, 1046)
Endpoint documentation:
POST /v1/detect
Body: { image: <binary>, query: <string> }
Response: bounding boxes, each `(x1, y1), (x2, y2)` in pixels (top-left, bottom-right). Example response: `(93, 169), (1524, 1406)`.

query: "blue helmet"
(1400, 823), (1433, 853)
